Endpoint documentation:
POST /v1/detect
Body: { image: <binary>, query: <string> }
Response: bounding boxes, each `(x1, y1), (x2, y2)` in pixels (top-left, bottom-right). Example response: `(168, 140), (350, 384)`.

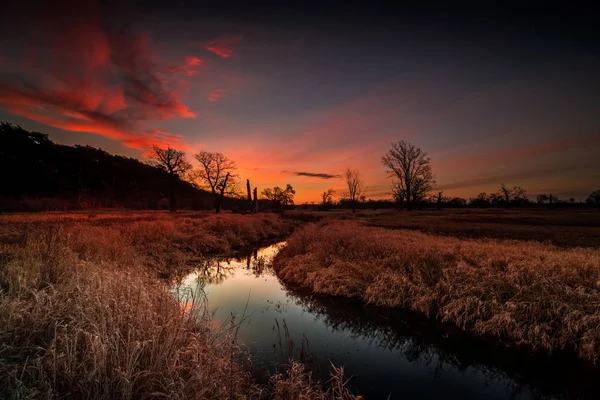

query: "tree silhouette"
(261, 184), (295, 210)
(588, 189), (600, 210)
(469, 192), (491, 208)
(148, 146), (192, 212)
(435, 191), (444, 210)
(194, 151), (238, 213)
(381, 141), (435, 211)
(344, 168), (367, 213)
(499, 184), (526, 209)
(536, 194), (549, 204)
(321, 188), (336, 210)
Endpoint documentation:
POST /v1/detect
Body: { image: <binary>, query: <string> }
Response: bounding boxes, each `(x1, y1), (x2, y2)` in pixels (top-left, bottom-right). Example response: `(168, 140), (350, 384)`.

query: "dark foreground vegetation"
(274, 209), (600, 363)
(0, 212), (360, 399)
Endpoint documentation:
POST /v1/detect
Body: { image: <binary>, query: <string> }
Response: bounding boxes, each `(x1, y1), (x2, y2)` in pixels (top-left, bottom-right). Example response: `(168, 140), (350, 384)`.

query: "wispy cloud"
(294, 172), (342, 179)
(208, 88), (227, 102)
(436, 164), (588, 191)
(435, 134), (600, 173)
(202, 35), (242, 58)
(0, 1), (196, 151)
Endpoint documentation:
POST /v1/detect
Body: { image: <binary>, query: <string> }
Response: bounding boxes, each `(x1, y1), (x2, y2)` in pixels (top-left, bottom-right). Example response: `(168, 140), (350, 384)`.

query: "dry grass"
(0, 212), (295, 279)
(270, 362), (361, 400)
(360, 208), (600, 248)
(0, 212), (360, 399)
(273, 221), (600, 362)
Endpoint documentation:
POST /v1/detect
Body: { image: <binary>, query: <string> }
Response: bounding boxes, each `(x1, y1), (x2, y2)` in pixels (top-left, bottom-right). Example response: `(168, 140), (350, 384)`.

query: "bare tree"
(587, 189), (600, 210)
(148, 145), (192, 212)
(536, 193), (549, 204)
(344, 168), (367, 213)
(194, 151), (238, 213)
(261, 184), (296, 211)
(381, 141), (435, 211)
(321, 188), (336, 210)
(435, 191), (444, 210)
(499, 184), (526, 209)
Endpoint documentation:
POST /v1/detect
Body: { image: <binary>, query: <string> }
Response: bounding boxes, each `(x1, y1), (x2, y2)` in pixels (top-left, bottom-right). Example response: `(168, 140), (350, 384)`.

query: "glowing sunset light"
(1, 1), (598, 202)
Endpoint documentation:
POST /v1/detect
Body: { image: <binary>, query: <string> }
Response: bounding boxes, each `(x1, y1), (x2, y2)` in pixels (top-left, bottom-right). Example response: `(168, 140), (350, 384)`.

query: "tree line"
(320, 140), (599, 211)
(2, 122), (598, 212)
(0, 122), (285, 212)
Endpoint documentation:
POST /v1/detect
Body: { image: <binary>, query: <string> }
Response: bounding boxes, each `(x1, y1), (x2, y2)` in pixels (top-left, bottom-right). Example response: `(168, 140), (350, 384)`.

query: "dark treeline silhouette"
(0, 122), (243, 212)
(2, 123), (597, 213)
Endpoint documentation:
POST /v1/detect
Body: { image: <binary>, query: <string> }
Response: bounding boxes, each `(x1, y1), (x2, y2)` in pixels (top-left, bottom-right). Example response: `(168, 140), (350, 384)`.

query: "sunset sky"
(1, 1), (598, 203)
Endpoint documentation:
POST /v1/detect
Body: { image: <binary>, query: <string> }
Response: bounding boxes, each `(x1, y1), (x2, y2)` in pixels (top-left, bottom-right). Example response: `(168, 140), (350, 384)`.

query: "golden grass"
(0, 212), (360, 399)
(273, 221), (600, 362)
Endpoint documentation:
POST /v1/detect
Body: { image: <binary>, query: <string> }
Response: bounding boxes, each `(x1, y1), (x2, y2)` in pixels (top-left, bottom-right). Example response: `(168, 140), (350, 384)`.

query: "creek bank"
(176, 241), (600, 399)
(272, 221), (600, 363)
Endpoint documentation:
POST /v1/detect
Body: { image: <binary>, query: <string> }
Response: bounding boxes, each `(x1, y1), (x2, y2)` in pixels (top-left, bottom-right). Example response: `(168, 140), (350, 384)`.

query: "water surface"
(174, 242), (600, 399)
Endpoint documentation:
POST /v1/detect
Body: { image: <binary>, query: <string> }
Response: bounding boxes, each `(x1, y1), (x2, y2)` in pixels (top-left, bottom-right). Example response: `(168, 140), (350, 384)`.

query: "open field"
(0, 212), (359, 399)
(273, 212), (600, 362)
(303, 208), (600, 248)
(3, 208), (599, 398)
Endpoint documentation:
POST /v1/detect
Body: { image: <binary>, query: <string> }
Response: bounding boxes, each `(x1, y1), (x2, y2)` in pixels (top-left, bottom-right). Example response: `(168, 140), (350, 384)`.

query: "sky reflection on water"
(174, 242), (598, 400)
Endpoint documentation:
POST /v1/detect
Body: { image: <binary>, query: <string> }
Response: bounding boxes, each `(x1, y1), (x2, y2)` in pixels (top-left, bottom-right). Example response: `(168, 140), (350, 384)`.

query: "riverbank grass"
(0, 212), (360, 399)
(273, 221), (600, 362)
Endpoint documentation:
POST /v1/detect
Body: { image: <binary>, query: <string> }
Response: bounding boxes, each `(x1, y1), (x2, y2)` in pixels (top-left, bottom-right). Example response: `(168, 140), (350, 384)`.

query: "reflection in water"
(173, 242), (600, 400)
(284, 289), (600, 400)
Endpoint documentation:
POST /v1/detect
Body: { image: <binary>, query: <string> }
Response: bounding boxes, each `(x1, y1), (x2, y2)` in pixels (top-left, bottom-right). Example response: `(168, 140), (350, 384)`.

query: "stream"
(173, 242), (600, 399)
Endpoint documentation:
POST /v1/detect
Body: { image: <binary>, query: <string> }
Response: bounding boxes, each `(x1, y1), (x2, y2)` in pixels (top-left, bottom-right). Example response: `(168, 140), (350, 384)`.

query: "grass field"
(2, 208), (599, 398)
(318, 208), (600, 247)
(0, 211), (359, 399)
(274, 208), (600, 362)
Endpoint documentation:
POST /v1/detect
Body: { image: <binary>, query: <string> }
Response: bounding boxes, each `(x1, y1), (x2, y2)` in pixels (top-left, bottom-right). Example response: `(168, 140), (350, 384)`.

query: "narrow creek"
(173, 242), (600, 399)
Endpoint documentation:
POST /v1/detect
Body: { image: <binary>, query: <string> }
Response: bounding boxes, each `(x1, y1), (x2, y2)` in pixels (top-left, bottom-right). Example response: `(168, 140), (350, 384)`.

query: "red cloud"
(203, 35), (242, 58)
(0, 1), (197, 151)
(208, 89), (227, 102)
(170, 56), (204, 77)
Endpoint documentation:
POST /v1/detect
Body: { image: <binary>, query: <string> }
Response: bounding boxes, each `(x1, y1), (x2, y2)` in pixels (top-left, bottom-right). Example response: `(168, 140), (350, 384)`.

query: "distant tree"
(344, 168), (367, 213)
(488, 192), (503, 207)
(149, 146), (192, 212)
(359, 195), (367, 210)
(435, 191), (444, 210)
(447, 197), (467, 207)
(469, 192), (491, 208)
(194, 151), (238, 213)
(587, 189), (600, 210)
(382, 141), (435, 211)
(261, 184), (296, 210)
(536, 194), (549, 204)
(499, 184), (526, 209)
(321, 188), (336, 210)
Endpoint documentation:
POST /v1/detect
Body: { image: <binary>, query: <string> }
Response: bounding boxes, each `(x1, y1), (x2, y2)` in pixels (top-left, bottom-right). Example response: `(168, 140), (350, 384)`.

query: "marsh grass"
(273, 221), (600, 362)
(361, 208), (600, 248)
(0, 212), (360, 399)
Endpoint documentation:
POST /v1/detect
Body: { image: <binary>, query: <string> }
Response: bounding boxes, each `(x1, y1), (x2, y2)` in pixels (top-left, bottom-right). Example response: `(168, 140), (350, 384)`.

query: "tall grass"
(273, 221), (600, 362)
(0, 226), (256, 399)
(0, 213), (360, 399)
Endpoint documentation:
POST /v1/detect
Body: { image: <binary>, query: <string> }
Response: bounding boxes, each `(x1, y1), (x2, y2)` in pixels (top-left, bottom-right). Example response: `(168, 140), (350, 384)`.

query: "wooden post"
(246, 179), (252, 211)
(253, 187), (258, 213)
